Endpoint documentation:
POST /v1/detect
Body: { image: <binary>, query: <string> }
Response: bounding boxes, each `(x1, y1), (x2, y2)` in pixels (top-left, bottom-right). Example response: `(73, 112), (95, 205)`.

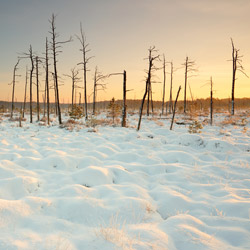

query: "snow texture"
(0, 113), (250, 250)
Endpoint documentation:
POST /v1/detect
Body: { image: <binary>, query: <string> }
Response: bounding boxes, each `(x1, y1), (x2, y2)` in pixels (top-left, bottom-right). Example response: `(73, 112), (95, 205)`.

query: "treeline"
(2, 98), (250, 114)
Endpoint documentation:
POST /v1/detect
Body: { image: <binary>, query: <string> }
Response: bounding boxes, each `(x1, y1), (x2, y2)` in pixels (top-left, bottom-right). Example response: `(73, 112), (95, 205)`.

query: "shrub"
(107, 98), (121, 124)
(188, 120), (203, 133)
(68, 105), (83, 119)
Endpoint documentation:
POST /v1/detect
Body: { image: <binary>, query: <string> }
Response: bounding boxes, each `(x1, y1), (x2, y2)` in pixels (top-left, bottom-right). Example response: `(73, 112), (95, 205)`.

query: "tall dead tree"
(45, 37), (50, 125)
(107, 71), (128, 127)
(137, 46), (160, 131)
(77, 23), (92, 120)
(161, 54), (167, 115)
(64, 67), (81, 112)
(35, 56), (42, 121)
(93, 67), (107, 115)
(10, 59), (20, 118)
(230, 38), (248, 115)
(19, 45), (35, 123)
(22, 46), (36, 123)
(182, 56), (197, 113)
(23, 66), (28, 118)
(49, 13), (71, 124)
(122, 70), (127, 127)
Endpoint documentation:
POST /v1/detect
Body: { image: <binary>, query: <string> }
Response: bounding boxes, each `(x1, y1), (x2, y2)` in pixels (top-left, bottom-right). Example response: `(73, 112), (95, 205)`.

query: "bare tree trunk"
(79, 92), (81, 106)
(36, 56), (40, 121)
(11, 59), (20, 118)
(184, 56), (188, 113)
(210, 77), (213, 126)
(77, 23), (91, 120)
(231, 39), (236, 115)
(50, 14), (62, 124)
(161, 54), (166, 115)
(147, 81), (150, 116)
(93, 67), (97, 115)
(137, 47), (159, 131)
(29, 45), (34, 123)
(170, 86), (181, 130)
(72, 81), (74, 112)
(229, 38), (248, 115)
(52, 73), (58, 116)
(121, 70), (127, 127)
(45, 37), (50, 125)
(23, 66), (28, 118)
(150, 87), (154, 114)
(137, 79), (149, 131)
(168, 61), (173, 113)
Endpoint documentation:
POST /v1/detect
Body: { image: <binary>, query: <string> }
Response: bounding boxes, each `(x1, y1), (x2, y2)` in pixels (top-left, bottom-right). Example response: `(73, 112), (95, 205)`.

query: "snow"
(0, 113), (250, 250)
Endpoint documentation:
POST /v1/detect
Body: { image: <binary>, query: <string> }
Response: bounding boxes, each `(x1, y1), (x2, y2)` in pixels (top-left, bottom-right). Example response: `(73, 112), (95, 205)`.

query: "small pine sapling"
(107, 98), (120, 124)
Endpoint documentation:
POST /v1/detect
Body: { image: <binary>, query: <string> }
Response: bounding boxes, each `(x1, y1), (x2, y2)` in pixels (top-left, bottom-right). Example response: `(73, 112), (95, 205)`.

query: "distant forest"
(1, 98), (250, 114)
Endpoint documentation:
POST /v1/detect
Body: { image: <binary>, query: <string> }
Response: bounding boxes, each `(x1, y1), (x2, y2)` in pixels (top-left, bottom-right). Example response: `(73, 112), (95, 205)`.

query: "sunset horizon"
(1, 0), (250, 103)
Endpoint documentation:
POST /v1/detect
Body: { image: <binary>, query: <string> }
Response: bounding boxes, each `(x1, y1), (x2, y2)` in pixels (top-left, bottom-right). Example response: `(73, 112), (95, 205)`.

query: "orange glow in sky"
(1, 0), (250, 102)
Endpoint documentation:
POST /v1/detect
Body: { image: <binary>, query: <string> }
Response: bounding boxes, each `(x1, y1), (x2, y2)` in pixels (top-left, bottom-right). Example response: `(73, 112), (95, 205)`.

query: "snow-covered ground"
(0, 112), (250, 250)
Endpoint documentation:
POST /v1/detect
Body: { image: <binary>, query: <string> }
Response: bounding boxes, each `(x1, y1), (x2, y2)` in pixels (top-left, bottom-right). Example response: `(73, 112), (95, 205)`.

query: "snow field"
(0, 113), (250, 249)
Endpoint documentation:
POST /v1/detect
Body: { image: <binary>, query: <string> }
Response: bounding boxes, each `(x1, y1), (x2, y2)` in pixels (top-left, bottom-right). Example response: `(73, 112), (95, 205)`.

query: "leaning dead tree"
(10, 59), (20, 119)
(107, 71), (128, 127)
(182, 56), (197, 113)
(76, 23), (92, 120)
(93, 67), (107, 115)
(137, 46), (160, 131)
(64, 67), (81, 112)
(49, 13), (72, 124)
(170, 86), (181, 130)
(230, 38), (248, 115)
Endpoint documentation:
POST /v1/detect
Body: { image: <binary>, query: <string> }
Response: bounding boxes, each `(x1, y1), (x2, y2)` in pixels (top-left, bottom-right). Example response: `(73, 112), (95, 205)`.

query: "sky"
(1, 0), (250, 103)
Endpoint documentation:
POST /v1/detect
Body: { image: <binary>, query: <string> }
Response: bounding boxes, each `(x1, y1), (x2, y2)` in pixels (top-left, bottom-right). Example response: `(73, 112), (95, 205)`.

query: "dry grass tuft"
(96, 214), (137, 250)
(221, 116), (247, 126)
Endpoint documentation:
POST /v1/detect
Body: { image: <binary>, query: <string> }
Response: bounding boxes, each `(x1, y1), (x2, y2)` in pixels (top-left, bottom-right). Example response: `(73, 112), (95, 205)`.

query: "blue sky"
(1, 0), (250, 102)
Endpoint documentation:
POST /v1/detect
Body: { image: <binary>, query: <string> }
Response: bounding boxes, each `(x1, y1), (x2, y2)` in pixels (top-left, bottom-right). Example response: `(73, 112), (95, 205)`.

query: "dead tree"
(29, 46), (34, 123)
(107, 71), (128, 127)
(49, 13), (72, 124)
(19, 45), (35, 122)
(23, 66), (28, 118)
(10, 59), (20, 118)
(79, 92), (82, 106)
(64, 67), (81, 112)
(77, 23), (92, 120)
(168, 61), (174, 113)
(122, 70), (127, 127)
(210, 77), (213, 126)
(182, 56), (197, 113)
(51, 72), (57, 115)
(170, 86), (181, 130)
(230, 38), (248, 115)
(45, 37), (50, 125)
(93, 67), (107, 115)
(137, 46), (160, 131)
(161, 54), (166, 115)
(35, 56), (42, 121)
